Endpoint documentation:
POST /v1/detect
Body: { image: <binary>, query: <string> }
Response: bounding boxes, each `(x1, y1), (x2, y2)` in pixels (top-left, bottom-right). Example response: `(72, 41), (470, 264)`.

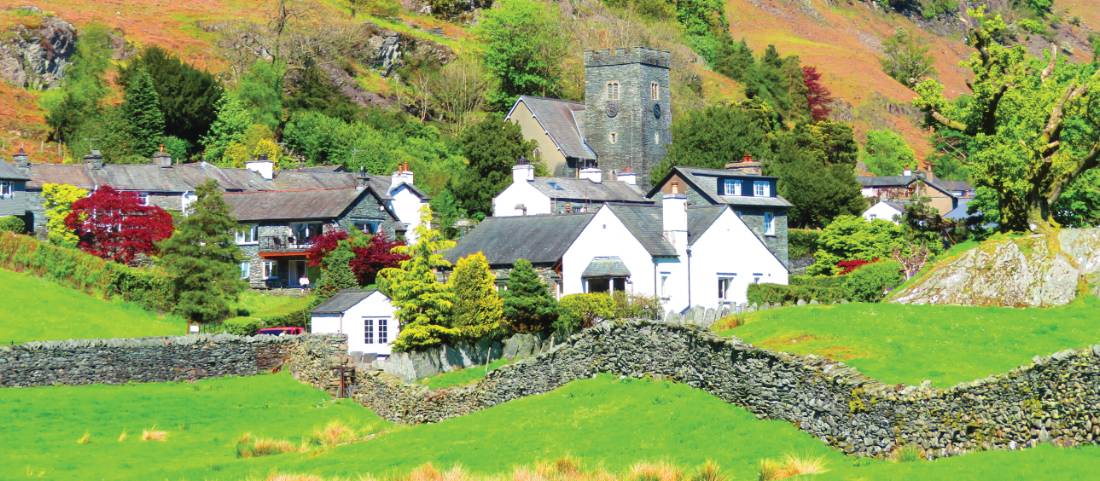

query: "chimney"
(903, 168), (913, 177)
(616, 167), (637, 185)
(579, 167), (602, 183)
(245, 154), (274, 180)
(355, 166), (370, 190)
(390, 161), (414, 193)
(725, 153), (762, 176)
(152, 144), (173, 168)
(83, 150), (104, 170)
(513, 156), (535, 184)
(13, 147), (29, 168)
(662, 181), (688, 255)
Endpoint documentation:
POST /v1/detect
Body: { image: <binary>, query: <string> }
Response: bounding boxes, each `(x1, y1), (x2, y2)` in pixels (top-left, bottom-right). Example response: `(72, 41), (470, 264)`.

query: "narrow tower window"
(609, 132), (618, 144)
(650, 81), (660, 100)
(606, 81), (620, 100)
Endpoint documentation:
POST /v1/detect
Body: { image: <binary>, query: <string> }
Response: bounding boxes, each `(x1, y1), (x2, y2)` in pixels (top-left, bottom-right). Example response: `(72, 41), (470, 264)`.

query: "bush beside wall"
(0, 232), (172, 312)
(0, 216), (25, 233)
(747, 261), (904, 305)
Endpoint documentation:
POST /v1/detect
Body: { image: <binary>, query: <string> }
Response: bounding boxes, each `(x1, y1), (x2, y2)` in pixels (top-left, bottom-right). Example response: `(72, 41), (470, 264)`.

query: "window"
(586, 277), (626, 293)
(355, 221), (381, 234)
(764, 211), (775, 236)
(650, 81), (660, 100)
(290, 222), (323, 246)
(753, 273), (763, 284)
(718, 275), (736, 302)
(235, 224), (258, 244)
(239, 262), (251, 280)
(378, 319), (389, 344)
(659, 272), (671, 300)
(753, 181), (770, 197)
(364, 318), (375, 344)
(606, 81), (620, 100)
(609, 132), (618, 144)
(654, 131), (660, 145)
(0, 181), (12, 198)
(722, 179), (741, 196)
(263, 260), (278, 280)
(137, 192), (149, 206)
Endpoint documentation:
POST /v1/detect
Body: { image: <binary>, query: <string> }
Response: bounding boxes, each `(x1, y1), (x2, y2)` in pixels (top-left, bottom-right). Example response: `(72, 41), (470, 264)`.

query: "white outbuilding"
(862, 200), (907, 224)
(310, 289), (398, 359)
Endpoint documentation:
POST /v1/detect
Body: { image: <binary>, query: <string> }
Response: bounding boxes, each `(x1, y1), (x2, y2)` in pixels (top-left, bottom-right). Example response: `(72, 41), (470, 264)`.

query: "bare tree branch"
(930, 110), (967, 131)
(1041, 45), (1058, 82)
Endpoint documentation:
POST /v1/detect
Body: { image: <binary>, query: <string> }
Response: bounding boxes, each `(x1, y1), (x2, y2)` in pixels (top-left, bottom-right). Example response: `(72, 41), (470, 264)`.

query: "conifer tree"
(121, 65), (166, 157)
(316, 241), (358, 299)
(378, 208), (458, 351)
(448, 252), (505, 340)
(41, 183), (88, 247)
(502, 258), (557, 333)
(201, 95), (251, 163)
(158, 181), (244, 324)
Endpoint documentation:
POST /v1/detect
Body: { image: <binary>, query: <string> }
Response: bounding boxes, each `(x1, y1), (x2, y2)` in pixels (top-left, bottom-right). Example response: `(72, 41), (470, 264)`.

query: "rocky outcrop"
(288, 321), (1100, 460)
(351, 22), (454, 77)
(892, 229), (1100, 307)
(0, 7), (76, 89)
(378, 332), (555, 381)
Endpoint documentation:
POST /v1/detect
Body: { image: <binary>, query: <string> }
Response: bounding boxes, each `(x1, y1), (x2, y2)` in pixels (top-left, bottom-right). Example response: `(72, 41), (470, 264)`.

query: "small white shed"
(862, 200), (906, 224)
(310, 289), (398, 358)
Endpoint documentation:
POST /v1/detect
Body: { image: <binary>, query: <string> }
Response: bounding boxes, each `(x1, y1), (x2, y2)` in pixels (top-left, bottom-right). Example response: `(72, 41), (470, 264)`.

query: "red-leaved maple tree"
(802, 66), (833, 122)
(65, 185), (175, 265)
(306, 229), (408, 285)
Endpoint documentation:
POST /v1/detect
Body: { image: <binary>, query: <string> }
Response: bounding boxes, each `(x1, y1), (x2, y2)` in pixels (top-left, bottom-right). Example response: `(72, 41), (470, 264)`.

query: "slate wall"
(288, 321), (1100, 460)
(0, 334), (342, 387)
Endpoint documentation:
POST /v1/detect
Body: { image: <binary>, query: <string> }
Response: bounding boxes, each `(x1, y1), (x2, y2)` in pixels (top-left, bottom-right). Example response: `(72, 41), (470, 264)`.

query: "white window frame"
(650, 81), (660, 100)
(239, 261), (251, 280)
(263, 260), (278, 280)
(606, 81), (620, 101)
(764, 211), (776, 236)
(0, 181), (12, 198)
(722, 179), (741, 196)
(654, 131), (660, 145)
(377, 319), (389, 344)
(364, 318), (375, 344)
(355, 221), (381, 235)
(718, 274), (736, 302)
(659, 271), (671, 300)
(235, 224), (259, 245)
(753, 181), (770, 197)
(753, 273), (763, 284)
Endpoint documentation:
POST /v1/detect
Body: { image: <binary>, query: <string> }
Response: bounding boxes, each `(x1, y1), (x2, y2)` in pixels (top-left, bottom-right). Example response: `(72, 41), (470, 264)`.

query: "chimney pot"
(84, 150), (104, 170)
(13, 146), (29, 168)
(579, 167), (602, 183)
(245, 157), (274, 180)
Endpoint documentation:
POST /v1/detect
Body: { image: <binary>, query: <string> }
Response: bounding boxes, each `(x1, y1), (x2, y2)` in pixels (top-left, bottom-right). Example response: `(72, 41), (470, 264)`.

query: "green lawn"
(718, 296), (1100, 387)
(223, 290), (314, 326)
(0, 268), (184, 344)
(418, 357), (513, 389)
(4, 373), (1100, 481)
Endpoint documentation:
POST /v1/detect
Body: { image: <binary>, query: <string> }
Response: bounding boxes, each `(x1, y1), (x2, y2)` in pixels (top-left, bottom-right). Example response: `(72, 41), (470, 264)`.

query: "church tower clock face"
(606, 101), (620, 118)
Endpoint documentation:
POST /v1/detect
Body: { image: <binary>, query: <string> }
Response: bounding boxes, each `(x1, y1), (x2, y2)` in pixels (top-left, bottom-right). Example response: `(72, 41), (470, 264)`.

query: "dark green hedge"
(0, 232), (172, 312)
(747, 261), (904, 305)
(0, 216), (24, 233)
(788, 228), (821, 260)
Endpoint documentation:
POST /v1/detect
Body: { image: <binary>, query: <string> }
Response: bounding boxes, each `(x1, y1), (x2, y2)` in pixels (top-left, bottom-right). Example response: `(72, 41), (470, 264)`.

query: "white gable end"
(688, 209), (788, 306)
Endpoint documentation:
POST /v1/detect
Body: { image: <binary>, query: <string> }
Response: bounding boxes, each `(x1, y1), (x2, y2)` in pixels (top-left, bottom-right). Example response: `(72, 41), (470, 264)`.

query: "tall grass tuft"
(628, 462), (682, 481)
(891, 444), (924, 463)
(117, 430), (128, 443)
(690, 460), (726, 481)
(76, 432), (91, 445)
(141, 428), (168, 442)
(236, 433), (300, 458)
(309, 421), (360, 448)
(758, 455), (827, 481)
(406, 464), (443, 481)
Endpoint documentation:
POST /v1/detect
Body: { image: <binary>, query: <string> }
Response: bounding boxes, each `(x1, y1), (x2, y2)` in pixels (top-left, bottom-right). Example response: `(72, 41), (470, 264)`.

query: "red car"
(256, 326), (304, 336)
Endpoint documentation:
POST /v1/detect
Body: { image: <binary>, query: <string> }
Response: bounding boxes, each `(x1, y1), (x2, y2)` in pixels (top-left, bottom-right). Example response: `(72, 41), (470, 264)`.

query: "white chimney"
(246, 155), (274, 180)
(662, 182), (688, 255)
(579, 167), (602, 183)
(390, 161), (414, 193)
(903, 168), (912, 177)
(616, 169), (637, 185)
(513, 157), (535, 184)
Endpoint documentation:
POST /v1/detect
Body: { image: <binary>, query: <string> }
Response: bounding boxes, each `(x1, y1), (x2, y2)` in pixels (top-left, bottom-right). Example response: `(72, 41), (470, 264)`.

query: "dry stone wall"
(290, 322), (1100, 459)
(0, 334), (343, 387)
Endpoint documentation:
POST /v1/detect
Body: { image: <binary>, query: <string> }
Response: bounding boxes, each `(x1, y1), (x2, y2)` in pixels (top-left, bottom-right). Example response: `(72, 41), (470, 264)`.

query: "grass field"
(0, 268), (184, 344)
(4, 373), (1100, 481)
(717, 296), (1100, 387)
(419, 357), (513, 389)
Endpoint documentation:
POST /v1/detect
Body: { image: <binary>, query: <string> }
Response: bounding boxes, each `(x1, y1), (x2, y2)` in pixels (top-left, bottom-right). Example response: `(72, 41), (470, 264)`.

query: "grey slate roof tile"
(446, 213), (596, 266)
(581, 256), (631, 277)
(312, 288), (380, 314)
(0, 161), (29, 181)
(659, 167), (793, 208)
(224, 188), (371, 222)
(510, 96), (596, 160)
(605, 204), (678, 257)
(530, 177), (649, 203)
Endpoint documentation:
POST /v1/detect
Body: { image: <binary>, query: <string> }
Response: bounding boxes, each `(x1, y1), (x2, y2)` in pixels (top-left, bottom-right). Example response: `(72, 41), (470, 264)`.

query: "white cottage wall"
(310, 292), (398, 356)
(493, 181), (552, 217)
(689, 209), (788, 306)
(388, 185), (427, 242)
(560, 207), (662, 300)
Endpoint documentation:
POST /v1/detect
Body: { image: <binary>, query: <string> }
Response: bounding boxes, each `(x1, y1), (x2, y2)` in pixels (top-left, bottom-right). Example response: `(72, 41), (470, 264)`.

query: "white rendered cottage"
(310, 289), (397, 358)
(493, 160), (651, 217)
(450, 187), (788, 311)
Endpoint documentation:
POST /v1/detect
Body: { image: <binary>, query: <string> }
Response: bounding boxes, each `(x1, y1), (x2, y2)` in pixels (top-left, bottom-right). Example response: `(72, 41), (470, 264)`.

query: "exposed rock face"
(378, 332), (555, 381)
(351, 22), (454, 77)
(893, 229), (1100, 307)
(287, 321), (1100, 460)
(0, 8), (76, 89)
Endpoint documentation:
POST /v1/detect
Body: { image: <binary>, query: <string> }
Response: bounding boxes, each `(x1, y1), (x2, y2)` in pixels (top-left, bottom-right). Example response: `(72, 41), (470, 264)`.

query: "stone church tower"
(583, 47), (672, 187)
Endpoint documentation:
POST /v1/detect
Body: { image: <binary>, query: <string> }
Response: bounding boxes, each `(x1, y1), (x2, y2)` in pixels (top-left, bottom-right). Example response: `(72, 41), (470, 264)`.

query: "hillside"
(1, 0), (1095, 163)
(0, 267), (183, 343)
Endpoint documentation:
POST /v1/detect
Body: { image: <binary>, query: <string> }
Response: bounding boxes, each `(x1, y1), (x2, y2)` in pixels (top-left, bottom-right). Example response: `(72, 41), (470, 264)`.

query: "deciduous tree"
(350, 231), (408, 285)
(66, 185), (174, 265)
(41, 183), (88, 247)
(201, 95), (252, 163)
(882, 28), (935, 88)
(158, 181), (244, 323)
(862, 129), (916, 176)
(477, 0), (566, 109)
(802, 66), (832, 121)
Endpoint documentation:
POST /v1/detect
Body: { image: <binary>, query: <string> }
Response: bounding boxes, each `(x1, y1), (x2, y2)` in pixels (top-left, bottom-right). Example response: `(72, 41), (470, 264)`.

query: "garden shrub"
(554, 293), (614, 335)
(0, 216), (24, 233)
(611, 291), (663, 320)
(842, 260), (904, 302)
(787, 228), (820, 260)
(0, 232), (172, 312)
(747, 275), (847, 305)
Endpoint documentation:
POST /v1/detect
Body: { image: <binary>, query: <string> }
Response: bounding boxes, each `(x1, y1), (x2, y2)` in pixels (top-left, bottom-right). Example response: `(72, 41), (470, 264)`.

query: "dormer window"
(650, 81), (660, 100)
(606, 81), (620, 100)
(721, 178), (741, 196)
(753, 181), (770, 197)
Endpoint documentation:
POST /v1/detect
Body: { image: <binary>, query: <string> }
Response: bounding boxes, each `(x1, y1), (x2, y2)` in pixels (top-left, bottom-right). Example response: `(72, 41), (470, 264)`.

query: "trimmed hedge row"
(0, 216), (24, 233)
(747, 260), (905, 305)
(0, 232), (173, 312)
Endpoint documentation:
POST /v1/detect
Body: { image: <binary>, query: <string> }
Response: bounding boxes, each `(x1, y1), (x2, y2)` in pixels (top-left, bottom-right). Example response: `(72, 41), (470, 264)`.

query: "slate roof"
(945, 198), (976, 220)
(857, 174), (963, 198)
(446, 213), (596, 266)
(686, 206), (727, 245)
(530, 177), (649, 203)
(652, 167), (793, 208)
(509, 96), (597, 160)
(582, 257), (631, 277)
(605, 204), (678, 256)
(271, 172), (428, 200)
(23, 163), (94, 189)
(0, 161), (29, 181)
(937, 179), (974, 194)
(20, 161), (271, 192)
(223, 188), (371, 222)
(312, 288), (381, 314)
